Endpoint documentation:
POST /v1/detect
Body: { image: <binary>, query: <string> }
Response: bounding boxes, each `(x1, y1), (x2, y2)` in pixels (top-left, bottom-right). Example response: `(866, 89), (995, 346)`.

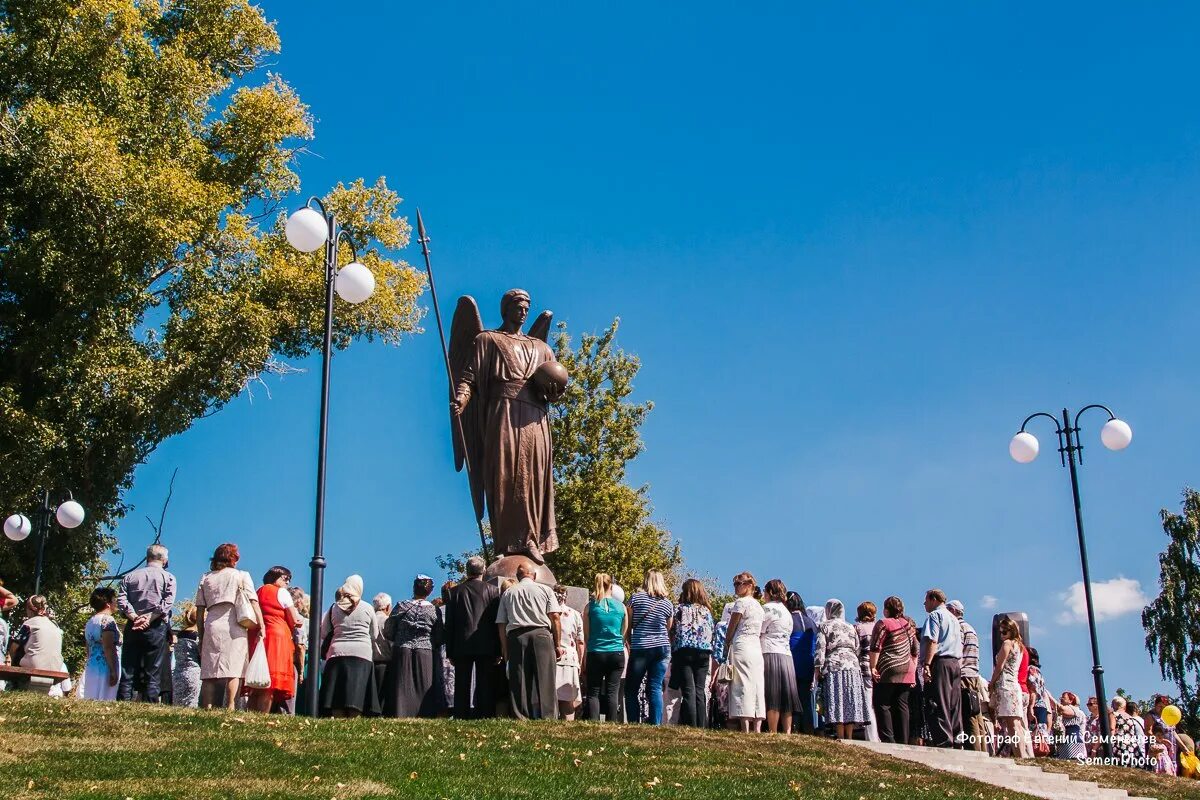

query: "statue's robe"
(456, 330), (558, 559)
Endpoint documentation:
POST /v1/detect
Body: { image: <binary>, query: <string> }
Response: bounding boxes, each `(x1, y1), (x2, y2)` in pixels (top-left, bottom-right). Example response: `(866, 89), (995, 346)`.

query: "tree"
(0, 0), (424, 603)
(1142, 487), (1200, 735)
(545, 319), (681, 591)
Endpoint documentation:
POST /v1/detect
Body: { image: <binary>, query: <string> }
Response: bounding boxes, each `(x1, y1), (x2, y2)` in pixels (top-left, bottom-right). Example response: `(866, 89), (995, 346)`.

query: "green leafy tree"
(545, 319), (681, 591)
(1142, 487), (1200, 734)
(0, 0), (424, 607)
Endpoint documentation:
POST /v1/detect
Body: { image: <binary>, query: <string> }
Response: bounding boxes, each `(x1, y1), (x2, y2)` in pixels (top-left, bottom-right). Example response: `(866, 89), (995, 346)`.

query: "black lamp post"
(4, 489), (86, 595)
(285, 198), (377, 717)
(1010, 405), (1133, 760)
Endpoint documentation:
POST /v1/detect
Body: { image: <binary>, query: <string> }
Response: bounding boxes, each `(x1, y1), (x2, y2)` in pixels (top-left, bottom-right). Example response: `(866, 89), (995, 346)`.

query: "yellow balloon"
(1162, 704), (1182, 727)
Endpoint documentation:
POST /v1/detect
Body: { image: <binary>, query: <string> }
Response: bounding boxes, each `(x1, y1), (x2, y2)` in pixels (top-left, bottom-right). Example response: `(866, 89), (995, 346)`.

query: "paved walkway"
(844, 740), (1157, 800)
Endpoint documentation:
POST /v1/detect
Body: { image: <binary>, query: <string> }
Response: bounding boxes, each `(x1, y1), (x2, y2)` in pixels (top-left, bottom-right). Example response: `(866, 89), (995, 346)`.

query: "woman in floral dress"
(172, 603), (202, 708)
(79, 587), (121, 701)
(814, 598), (869, 739)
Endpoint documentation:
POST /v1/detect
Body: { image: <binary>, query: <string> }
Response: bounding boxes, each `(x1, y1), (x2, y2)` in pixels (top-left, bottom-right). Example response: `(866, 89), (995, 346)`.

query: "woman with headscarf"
(319, 575), (381, 718)
(813, 599), (869, 739)
(383, 575), (442, 718)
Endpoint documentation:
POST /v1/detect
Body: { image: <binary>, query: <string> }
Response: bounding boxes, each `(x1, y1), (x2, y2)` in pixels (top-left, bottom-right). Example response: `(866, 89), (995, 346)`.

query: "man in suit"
(444, 556), (501, 718)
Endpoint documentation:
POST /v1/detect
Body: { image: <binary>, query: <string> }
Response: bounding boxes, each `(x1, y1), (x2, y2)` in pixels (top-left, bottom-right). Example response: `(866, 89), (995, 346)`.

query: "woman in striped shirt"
(624, 569), (675, 724)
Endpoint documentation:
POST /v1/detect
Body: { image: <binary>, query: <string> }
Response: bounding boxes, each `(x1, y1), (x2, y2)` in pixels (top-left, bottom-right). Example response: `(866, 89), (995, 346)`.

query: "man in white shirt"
(496, 564), (563, 720)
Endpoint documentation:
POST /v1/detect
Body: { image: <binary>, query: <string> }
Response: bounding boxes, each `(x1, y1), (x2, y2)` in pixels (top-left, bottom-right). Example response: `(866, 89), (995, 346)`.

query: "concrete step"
(842, 740), (1156, 800)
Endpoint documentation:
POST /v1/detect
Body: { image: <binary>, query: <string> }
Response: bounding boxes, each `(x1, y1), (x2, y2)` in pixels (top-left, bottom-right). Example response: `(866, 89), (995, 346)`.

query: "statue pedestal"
(484, 554), (556, 586)
(484, 555), (588, 613)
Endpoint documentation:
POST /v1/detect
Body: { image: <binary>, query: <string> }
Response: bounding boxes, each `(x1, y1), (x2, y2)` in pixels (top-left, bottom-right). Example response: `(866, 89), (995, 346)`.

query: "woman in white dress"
(721, 571), (766, 732)
(988, 617), (1026, 756)
(195, 542), (263, 710)
(554, 584), (585, 720)
(79, 587), (121, 701)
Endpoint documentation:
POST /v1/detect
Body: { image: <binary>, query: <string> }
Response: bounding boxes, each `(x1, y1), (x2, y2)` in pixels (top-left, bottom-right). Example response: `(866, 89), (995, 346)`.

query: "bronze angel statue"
(449, 289), (568, 564)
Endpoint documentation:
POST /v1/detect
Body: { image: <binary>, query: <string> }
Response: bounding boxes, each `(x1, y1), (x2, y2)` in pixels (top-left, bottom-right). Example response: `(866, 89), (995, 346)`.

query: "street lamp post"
(285, 198), (376, 717)
(4, 489), (86, 595)
(1009, 405), (1132, 760)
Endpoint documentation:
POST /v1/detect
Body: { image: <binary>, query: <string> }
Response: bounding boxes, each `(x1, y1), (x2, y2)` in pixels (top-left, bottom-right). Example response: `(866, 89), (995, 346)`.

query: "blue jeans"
(625, 645), (670, 724)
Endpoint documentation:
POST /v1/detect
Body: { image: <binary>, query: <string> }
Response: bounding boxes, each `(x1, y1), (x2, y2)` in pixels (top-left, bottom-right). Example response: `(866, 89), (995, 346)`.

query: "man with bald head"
(496, 563), (563, 719)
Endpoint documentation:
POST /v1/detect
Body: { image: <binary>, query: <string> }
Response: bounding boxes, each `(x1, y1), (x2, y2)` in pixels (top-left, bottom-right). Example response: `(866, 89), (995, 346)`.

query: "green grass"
(0, 693), (1084, 800)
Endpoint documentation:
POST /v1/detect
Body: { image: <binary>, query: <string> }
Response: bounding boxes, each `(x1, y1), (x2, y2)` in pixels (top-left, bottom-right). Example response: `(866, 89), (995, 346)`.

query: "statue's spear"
(416, 209), (490, 560)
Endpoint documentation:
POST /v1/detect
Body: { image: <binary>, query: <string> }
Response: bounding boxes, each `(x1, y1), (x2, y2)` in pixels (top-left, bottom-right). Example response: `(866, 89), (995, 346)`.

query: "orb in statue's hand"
(532, 361), (569, 402)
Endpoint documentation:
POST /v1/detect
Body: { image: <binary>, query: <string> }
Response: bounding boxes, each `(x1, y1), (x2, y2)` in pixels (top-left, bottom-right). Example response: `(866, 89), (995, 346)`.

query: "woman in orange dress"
(247, 566), (301, 713)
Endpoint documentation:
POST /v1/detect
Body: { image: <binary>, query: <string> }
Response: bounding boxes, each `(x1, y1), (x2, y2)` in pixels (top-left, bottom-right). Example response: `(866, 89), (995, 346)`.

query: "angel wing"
(448, 295), (486, 522)
(527, 310), (553, 343)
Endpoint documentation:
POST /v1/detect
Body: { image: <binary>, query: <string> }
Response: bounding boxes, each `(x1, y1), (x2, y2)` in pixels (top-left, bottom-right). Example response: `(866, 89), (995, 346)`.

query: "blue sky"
(112, 3), (1200, 700)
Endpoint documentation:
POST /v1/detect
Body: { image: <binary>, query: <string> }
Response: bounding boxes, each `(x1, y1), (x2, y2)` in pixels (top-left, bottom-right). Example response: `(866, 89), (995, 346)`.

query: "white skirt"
(556, 662), (581, 703)
(728, 635), (766, 720)
(78, 661), (120, 701)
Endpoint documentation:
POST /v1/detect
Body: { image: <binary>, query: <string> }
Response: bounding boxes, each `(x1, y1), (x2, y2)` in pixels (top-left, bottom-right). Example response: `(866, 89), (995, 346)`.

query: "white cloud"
(980, 595), (998, 609)
(1056, 577), (1148, 625)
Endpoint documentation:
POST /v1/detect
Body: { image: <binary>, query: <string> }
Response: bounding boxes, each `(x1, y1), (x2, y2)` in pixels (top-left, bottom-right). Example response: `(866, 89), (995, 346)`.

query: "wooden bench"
(0, 664), (70, 693)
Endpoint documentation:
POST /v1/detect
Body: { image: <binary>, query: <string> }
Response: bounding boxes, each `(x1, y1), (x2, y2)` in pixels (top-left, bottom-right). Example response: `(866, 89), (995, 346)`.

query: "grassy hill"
(0, 692), (1151, 800)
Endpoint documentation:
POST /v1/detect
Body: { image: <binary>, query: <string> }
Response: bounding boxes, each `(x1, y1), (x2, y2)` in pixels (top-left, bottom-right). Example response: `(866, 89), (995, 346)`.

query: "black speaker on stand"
(991, 612), (1030, 662)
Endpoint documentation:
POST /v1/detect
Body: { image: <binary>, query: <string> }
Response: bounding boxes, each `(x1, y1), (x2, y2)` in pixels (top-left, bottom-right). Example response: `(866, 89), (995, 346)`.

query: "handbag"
(715, 663), (733, 684)
(1033, 723), (1052, 757)
(962, 685), (981, 718)
(320, 609), (335, 660)
(243, 635), (271, 689)
(235, 577), (257, 631)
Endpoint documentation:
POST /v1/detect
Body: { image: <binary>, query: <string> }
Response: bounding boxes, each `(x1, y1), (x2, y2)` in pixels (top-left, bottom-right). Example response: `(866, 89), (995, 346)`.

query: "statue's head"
(500, 288), (530, 327)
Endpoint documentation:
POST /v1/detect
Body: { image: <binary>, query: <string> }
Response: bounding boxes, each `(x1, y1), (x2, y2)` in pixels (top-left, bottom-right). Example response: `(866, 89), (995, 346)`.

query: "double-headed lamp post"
(285, 198), (376, 717)
(1009, 405), (1132, 760)
(4, 490), (86, 595)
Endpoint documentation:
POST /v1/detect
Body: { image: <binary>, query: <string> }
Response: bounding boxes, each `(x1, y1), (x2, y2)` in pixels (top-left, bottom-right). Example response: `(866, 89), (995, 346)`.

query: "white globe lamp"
(55, 500), (85, 529)
(336, 262), (375, 304)
(1100, 418), (1133, 451)
(1009, 431), (1040, 463)
(285, 207), (329, 253)
(4, 514), (32, 542)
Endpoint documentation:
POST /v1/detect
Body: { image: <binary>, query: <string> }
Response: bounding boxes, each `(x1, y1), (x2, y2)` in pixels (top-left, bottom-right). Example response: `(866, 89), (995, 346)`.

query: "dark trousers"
(452, 654), (497, 718)
(927, 656), (963, 747)
(873, 681), (911, 743)
(506, 626), (557, 720)
(794, 672), (817, 733)
(672, 648), (709, 727)
(585, 650), (625, 721)
(117, 621), (168, 702)
(795, 672), (817, 733)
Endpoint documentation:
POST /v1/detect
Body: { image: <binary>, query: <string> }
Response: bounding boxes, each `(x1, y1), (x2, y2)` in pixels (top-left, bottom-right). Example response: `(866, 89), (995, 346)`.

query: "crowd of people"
(1, 543), (1197, 782)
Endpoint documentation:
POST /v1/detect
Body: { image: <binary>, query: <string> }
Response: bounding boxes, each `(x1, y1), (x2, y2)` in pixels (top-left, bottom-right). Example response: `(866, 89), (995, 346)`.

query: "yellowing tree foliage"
(0, 0), (424, 599)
